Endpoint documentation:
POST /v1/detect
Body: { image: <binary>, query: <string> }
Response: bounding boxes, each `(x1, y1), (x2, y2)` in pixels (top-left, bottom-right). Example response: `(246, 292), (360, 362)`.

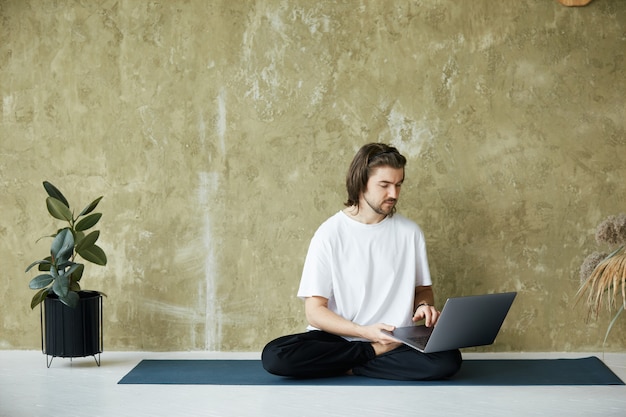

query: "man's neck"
(343, 206), (387, 225)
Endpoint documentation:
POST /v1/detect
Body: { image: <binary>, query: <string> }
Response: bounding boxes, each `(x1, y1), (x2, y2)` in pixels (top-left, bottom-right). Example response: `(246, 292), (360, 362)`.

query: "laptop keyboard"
(408, 335), (430, 347)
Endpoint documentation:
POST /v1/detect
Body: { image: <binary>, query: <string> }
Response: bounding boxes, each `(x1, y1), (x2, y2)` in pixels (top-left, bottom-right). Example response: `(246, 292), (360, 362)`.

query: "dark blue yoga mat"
(118, 357), (624, 386)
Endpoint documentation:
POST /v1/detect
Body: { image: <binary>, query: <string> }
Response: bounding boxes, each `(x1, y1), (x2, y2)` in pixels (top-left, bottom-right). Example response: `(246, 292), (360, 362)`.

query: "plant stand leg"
(46, 355), (54, 368)
(93, 353), (101, 367)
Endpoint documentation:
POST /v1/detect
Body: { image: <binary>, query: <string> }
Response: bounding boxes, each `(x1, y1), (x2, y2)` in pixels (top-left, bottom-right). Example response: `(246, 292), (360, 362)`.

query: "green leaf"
(43, 181), (69, 207)
(25, 259), (51, 273)
(50, 229), (74, 263)
(59, 291), (79, 308)
(79, 196), (103, 217)
(64, 262), (83, 278)
(37, 256), (53, 272)
(52, 271), (69, 297)
(75, 213), (102, 231)
(70, 281), (81, 292)
(77, 244), (107, 266)
(46, 197), (73, 222)
(75, 230), (100, 252)
(69, 263), (85, 286)
(30, 289), (49, 309)
(29, 274), (54, 289)
(73, 230), (85, 245)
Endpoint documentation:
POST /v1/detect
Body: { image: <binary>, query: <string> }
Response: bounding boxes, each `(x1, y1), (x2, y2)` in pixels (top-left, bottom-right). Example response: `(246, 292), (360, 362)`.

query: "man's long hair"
(344, 143), (407, 214)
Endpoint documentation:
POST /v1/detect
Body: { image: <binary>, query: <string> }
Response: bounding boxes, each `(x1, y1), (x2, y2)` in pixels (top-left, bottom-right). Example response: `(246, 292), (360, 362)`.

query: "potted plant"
(25, 181), (107, 366)
(577, 213), (626, 347)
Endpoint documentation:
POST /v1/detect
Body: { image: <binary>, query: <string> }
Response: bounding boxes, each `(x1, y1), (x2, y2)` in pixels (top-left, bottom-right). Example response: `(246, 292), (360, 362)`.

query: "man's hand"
(305, 297), (402, 356)
(358, 323), (399, 345)
(359, 323), (403, 356)
(413, 286), (439, 327)
(306, 296), (400, 347)
(412, 304), (440, 327)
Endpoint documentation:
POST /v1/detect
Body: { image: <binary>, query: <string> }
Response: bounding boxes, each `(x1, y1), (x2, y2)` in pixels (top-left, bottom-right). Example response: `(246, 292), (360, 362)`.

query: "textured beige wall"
(1, 0), (624, 353)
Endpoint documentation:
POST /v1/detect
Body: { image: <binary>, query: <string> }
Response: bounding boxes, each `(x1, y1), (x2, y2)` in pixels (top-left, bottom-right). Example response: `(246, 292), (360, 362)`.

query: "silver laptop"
(383, 292), (516, 353)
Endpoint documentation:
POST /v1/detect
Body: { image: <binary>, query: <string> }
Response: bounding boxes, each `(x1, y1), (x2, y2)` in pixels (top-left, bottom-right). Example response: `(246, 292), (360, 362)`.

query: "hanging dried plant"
(595, 213), (626, 247)
(577, 213), (626, 346)
(579, 251), (608, 284)
(577, 248), (626, 317)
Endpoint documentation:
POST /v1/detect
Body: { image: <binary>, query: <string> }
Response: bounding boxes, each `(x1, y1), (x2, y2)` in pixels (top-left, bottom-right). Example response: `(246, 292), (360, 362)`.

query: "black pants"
(261, 331), (462, 381)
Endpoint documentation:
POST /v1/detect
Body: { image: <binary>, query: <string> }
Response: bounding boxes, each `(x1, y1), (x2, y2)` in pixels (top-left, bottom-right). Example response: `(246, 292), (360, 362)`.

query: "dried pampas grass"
(577, 213), (626, 347)
(577, 248), (626, 318)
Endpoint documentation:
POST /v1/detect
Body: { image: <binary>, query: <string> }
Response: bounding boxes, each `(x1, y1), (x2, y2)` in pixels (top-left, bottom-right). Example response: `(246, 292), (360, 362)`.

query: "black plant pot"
(41, 290), (103, 367)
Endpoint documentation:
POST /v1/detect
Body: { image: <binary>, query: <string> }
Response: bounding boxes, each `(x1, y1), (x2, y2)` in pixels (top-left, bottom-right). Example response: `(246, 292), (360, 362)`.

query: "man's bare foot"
(371, 341), (402, 356)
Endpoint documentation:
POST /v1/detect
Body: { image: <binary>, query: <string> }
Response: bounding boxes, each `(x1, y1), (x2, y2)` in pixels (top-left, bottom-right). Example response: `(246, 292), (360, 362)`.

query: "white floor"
(0, 350), (625, 417)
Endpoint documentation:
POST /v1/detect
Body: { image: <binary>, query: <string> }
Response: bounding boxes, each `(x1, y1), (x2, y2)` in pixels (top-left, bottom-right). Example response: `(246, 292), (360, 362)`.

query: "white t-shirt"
(297, 210), (432, 339)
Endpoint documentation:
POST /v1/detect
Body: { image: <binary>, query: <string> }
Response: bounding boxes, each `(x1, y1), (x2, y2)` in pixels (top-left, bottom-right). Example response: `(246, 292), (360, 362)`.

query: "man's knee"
(261, 338), (288, 376)
(261, 334), (307, 376)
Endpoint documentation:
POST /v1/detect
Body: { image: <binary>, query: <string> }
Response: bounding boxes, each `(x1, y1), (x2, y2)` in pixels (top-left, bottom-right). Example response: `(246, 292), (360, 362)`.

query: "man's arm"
(304, 296), (399, 345)
(412, 285), (441, 327)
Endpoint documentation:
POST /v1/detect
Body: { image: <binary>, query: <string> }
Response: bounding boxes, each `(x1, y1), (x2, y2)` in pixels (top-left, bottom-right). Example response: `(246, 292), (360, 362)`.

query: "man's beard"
(365, 196), (397, 216)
